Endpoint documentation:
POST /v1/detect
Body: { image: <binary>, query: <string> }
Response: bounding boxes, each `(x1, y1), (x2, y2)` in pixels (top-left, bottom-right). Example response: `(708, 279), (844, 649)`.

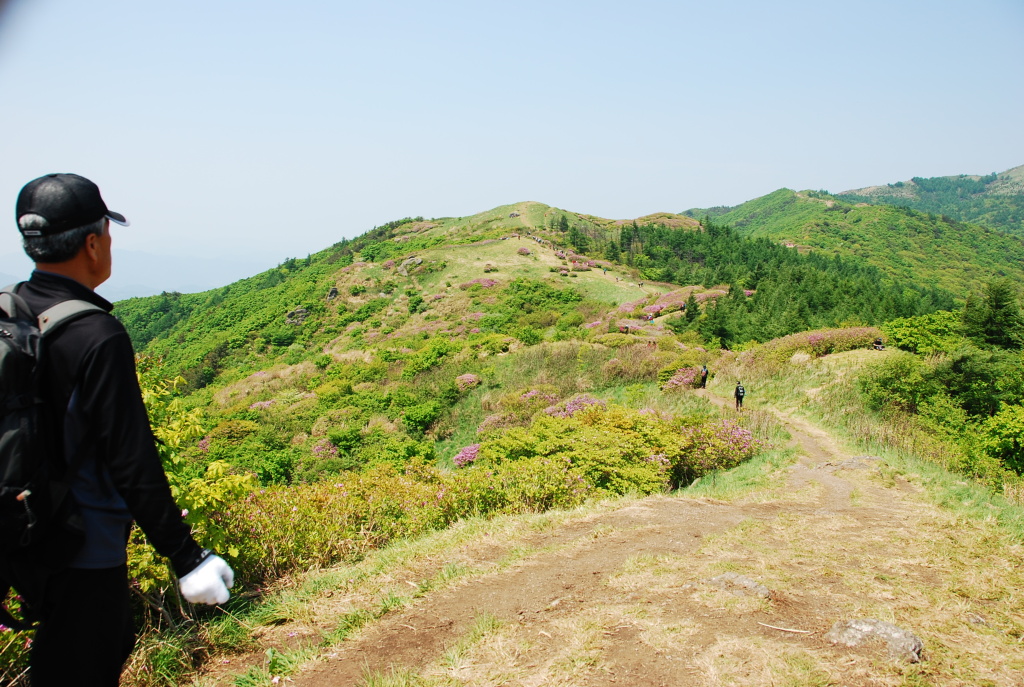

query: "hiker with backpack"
(700, 364), (709, 389)
(3, 174), (234, 686)
(734, 382), (746, 410)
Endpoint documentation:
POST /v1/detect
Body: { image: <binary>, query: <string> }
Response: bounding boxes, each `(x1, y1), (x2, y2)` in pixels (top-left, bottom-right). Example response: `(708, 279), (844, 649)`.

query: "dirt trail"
(286, 393), (947, 686)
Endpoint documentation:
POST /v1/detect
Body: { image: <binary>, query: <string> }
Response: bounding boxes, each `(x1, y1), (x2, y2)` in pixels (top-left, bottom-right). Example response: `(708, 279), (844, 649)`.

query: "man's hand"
(179, 554), (234, 605)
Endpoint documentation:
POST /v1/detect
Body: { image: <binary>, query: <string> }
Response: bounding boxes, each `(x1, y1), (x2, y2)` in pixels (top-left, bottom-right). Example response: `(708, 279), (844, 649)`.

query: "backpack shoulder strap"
(0, 283), (107, 336)
(37, 300), (107, 337)
(0, 283), (34, 321)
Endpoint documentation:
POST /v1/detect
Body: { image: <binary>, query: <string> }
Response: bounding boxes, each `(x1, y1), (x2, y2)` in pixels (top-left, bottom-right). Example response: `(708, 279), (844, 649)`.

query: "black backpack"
(736, 385), (745, 397)
(0, 285), (104, 629)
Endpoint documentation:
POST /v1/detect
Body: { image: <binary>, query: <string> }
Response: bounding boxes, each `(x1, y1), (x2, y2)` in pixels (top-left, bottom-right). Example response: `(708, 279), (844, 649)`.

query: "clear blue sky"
(1, 0), (1022, 273)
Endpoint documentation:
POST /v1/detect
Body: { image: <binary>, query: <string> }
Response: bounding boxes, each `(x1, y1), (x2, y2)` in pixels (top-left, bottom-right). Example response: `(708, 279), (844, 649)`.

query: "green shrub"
(882, 310), (964, 354)
(979, 405), (1024, 474)
(403, 401), (441, 435)
(208, 419), (261, 441)
(858, 351), (939, 413)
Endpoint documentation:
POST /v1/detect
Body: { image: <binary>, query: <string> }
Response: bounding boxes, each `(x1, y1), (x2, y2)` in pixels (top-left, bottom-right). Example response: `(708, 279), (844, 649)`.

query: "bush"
(403, 401), (441, 435)
(478, 404), (763, 495)
(882, 310), (963, 354)
(978, 405), (1024, 474)
(748, 326), (882, 364)
(662, 367), (700, 391)
(858, 351), (940, 413)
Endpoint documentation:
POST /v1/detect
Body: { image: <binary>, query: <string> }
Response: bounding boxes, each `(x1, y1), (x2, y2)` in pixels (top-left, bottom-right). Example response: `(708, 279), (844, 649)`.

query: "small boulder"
(825, 618), (923, 663)
(397, 256), (423, 276)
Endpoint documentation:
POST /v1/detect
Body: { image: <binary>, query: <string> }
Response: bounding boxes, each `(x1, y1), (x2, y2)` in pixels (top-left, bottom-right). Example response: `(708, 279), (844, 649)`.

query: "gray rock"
(705, 572), (771, 599)
(397, 256), (422, 276)
(825, 618), (923, 663)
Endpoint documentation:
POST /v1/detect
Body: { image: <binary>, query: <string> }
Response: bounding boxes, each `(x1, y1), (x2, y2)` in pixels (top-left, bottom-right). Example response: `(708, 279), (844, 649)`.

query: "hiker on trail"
(8, 174), (234, 686)
(734, 382), (746, 410)
(700, 365), (709, 389)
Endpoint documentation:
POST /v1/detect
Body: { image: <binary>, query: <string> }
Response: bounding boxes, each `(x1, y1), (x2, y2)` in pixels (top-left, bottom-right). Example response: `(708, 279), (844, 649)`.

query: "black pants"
(30, 565), (136, 686)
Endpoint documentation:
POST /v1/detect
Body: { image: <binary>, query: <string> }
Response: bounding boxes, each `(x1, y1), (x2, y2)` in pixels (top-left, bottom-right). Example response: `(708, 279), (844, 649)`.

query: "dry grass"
(213, 361), (317, 406)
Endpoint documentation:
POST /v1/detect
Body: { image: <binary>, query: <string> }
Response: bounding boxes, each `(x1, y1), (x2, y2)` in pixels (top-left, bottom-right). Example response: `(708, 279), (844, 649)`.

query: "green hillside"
(115, 200), (949, 389)
(683, 188), (1024, 297)
(6, 196), (1022, 686)
(838, 164), (1024, 237)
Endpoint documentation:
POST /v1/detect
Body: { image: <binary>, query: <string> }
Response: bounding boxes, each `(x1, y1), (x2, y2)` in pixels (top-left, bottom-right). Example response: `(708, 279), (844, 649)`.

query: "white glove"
(179, 554), (234, 605)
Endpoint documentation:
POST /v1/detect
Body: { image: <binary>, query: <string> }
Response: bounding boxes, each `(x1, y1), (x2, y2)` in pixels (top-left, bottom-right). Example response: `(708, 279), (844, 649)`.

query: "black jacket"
(18, 271), (204, 576)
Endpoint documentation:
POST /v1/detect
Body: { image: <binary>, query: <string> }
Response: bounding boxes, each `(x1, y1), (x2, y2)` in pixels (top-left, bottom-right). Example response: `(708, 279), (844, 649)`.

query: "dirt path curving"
(278, 391), (1002, 687)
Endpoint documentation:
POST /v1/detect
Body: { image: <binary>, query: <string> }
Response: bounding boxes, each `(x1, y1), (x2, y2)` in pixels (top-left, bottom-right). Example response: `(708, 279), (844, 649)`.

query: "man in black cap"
(11, 173), (234, 685)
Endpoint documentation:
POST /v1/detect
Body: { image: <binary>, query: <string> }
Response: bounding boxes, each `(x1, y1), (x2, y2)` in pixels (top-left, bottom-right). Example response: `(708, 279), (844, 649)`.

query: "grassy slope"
(698, 188), (1024, 297)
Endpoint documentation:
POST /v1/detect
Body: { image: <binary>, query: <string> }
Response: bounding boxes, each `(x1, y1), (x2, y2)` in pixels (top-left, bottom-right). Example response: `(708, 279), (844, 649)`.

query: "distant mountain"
(837, 164), (1024, 237)
(682, 188), (1024, 297)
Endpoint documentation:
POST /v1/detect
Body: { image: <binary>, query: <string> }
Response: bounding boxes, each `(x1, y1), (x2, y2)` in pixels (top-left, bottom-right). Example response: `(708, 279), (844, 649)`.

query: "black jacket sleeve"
(77, 330), (206, 576)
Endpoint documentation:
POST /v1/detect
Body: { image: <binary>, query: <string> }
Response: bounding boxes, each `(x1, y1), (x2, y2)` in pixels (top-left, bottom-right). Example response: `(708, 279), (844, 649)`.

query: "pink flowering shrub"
(661, 367), (701, 391)
(517, 247), (531, 256)
(249, 399), (276, 410)
(544, 394), (605, 418)
(452, 443), (480, 467)
(695, 290), (727, 303)
(312, 438), (339, 459)
(642, 304), (664, 314)
(455, 373), (481, 392)
(521, 389), (559, 404)
(680, 419), (761, 478)
(743, 289), (755, 297)
(459, 278), (499, 290)
(653, 289), (692, 314)
(747, 326), (883, 363)
(382, 260), (395, 270)
(618, 298), (648, 313)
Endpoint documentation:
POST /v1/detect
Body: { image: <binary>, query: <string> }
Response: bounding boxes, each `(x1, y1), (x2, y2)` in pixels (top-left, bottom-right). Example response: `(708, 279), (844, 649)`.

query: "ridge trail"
(284, 393), (941, 686)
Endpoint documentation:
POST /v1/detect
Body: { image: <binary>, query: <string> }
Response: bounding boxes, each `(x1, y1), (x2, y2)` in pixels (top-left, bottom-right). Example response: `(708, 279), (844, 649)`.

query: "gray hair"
(21, 216), (107, 263)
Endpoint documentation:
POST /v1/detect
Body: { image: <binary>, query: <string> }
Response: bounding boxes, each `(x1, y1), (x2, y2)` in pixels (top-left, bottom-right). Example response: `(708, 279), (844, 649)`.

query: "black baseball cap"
(16, 173), (130, 236)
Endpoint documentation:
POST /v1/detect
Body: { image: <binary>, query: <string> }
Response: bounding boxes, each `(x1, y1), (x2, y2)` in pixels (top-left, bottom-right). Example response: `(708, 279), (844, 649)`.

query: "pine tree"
(963, 279), (1024, 349)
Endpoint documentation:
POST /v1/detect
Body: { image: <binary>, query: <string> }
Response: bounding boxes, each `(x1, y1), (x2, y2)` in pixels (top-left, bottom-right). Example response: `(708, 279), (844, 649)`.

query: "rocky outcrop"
(286, 307), (309, 325)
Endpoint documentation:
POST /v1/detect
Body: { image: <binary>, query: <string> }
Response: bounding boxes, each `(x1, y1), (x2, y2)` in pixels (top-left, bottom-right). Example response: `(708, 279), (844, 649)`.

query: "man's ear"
(82, 231), (101, 264)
